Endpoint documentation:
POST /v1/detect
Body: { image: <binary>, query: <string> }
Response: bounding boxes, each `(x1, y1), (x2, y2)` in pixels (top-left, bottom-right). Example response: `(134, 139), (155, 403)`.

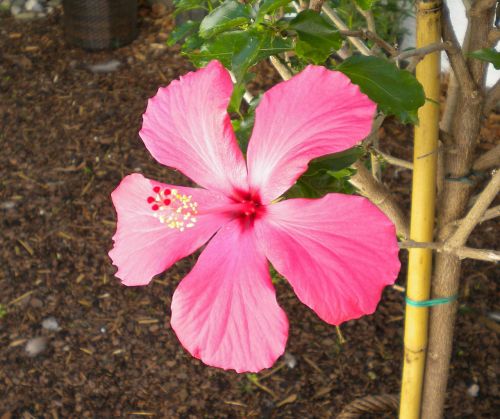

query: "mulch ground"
(0, 7), (498, 419)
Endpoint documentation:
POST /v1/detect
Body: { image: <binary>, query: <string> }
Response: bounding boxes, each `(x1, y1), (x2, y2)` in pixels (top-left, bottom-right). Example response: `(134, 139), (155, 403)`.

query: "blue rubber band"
(405, 295), (458, 307)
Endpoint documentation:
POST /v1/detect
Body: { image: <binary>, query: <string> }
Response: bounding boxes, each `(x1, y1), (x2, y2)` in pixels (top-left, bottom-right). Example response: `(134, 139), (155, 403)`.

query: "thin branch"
(470, 0), (497, 15)
(269, 56), (292, 81)
(309, 0), (325, 12)
(397, 42), (450, 72)
(354, 3), (376, 32)
(473, 143), (500, 171)
(350, 162), (410, 239)
(396, 42), (449, 61)
(483, 80), (500, 115)
(322, 4), (371, 56)
(442, 2), (479, 99)
(339, 29), (398, 56)
(447, 170), (500, 248)
(373, 148), (414, 170)
(452, 205), (500, 226)
(399, 240), (500, 262)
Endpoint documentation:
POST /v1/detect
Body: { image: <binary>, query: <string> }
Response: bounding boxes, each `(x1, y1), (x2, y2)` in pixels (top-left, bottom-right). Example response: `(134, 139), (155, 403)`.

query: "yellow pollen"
(148, 187), (199, 232)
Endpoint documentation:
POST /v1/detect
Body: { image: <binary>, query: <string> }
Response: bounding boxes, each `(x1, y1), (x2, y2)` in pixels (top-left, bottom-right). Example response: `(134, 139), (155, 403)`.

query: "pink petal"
(171, 220), (289, 373)
(246, 66), (376, 202)
(255, 194), (400, 325)
(109, 173), (232, 286)
(140, 61), (247, 196)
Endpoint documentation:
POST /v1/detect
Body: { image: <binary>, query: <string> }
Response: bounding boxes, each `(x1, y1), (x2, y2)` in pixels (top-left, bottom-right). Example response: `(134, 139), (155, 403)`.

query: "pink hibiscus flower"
(109, 61), (400, 373)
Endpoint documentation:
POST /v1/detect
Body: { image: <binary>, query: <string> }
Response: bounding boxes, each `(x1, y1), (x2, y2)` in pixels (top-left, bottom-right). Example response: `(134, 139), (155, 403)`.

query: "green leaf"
(337, 55), (425, 123)
(256, 0), (292, 22)
(354, 0), (375, 10)
(199, 0), (252, 39)
(173, 0), (207, 16)
(469, 48), (500, 70)
(285, 148), (362, 198)
(307, 147), (364, 174)
(167, 20), (199, 46)
(188, 29), (292, 72)
(232, 35), (262, 80)
(289, 10), (342, 63)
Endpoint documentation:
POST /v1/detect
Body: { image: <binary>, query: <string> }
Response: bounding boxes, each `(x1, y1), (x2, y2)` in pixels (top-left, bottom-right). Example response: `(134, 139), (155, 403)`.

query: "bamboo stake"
(399, 2), (441, 418)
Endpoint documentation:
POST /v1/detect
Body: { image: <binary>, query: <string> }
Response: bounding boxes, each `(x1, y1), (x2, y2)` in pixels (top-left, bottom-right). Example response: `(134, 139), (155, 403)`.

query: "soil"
(0, 7), (498, 419)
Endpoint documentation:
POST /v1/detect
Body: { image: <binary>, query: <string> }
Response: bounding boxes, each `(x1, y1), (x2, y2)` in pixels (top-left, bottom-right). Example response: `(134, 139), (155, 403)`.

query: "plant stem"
(421, 1), (496, 417)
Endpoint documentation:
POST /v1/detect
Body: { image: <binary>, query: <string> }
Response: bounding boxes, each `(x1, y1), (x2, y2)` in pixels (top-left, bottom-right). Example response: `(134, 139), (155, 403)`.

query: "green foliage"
(0, 304), (6, 319)
(173, 0), (207, 16)
(354, 0), (375, 10)
(289, 10), (342, 64)
(167, 20), (199, 46)
(199, 0), (252, 39)
(168, 0), (423, 198)
(469, 48), (500, 70)
(337, 55), (425, 123)
(285, 147), (362, 198)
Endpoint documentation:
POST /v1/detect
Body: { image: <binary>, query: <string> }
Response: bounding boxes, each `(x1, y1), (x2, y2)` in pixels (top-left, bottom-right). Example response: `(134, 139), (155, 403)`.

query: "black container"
(63, 0), (138, 51)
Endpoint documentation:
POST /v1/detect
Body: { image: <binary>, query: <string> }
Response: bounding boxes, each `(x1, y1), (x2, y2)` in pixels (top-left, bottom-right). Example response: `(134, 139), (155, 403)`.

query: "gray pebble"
(25, 336), (48, 357)
(88, 59), (121, 74)
(42, 317), (61, 331)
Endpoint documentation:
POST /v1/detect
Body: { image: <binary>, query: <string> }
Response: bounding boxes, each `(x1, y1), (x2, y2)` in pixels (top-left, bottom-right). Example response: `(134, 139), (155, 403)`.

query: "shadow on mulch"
(0, 8), (498, 419)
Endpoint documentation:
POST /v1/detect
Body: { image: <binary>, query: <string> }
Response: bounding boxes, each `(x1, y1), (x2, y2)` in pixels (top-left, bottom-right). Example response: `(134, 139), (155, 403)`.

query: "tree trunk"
(421, 2), (495, 417)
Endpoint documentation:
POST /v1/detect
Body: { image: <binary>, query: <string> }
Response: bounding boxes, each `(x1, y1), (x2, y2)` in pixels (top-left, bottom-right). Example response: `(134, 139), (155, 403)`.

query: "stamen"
(146, 185), (198, 232)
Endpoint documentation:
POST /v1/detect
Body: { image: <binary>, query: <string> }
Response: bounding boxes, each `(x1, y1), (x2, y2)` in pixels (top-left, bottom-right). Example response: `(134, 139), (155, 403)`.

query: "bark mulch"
(1, 8), (498, 419)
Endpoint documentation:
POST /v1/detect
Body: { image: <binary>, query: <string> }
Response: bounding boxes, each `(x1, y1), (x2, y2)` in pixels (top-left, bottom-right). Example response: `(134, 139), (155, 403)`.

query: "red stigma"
(164, 188), (171, 195)
(163, 199), (171, 205)
(147, 196), (155, 204)
(153, 186), (161, 193)
(152, 204), (159, 211)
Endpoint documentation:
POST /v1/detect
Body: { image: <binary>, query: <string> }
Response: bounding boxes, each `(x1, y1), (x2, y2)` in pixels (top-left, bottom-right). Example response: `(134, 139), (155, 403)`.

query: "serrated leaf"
(289, 10), (342, 64)
(337, 55), (425, 123)
(199, 0), (251, 39)
(256, 0), (292, 22)
(167, 20), (200, 46)
(469, 48), (500, 70)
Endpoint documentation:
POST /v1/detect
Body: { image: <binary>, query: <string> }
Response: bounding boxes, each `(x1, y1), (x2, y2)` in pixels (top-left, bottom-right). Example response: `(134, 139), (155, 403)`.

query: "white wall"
(400, 0), (499, 87)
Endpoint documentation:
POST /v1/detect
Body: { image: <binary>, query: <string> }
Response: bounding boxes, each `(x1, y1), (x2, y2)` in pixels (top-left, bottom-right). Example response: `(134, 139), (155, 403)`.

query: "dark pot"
(63, 0), (138, 51)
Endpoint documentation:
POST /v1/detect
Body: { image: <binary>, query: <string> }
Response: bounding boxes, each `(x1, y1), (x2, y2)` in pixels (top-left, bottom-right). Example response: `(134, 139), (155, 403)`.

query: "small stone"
(25, 0), (44, 12)
(42, 317), (60, 331)
(88, 59), (121, 74)
(284, 352), (297, 369)
(467, 383), (479, 397)
(0, 201), (16, 210)
(25, 336), (48, 357)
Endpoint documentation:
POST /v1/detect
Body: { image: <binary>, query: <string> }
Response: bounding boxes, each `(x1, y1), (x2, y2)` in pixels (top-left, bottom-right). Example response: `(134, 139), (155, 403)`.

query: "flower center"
(232, 190), (265, 223)
(146, 186), (198, 232)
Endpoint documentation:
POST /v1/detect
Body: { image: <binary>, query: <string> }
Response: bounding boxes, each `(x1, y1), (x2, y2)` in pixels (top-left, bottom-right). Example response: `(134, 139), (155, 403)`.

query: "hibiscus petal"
(246, 66), (376, 202)
(171, 220), (289, 373)
(140, 60), (247, 196)
(255, 194), (400, 325)
(109, 173), (232, 286)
